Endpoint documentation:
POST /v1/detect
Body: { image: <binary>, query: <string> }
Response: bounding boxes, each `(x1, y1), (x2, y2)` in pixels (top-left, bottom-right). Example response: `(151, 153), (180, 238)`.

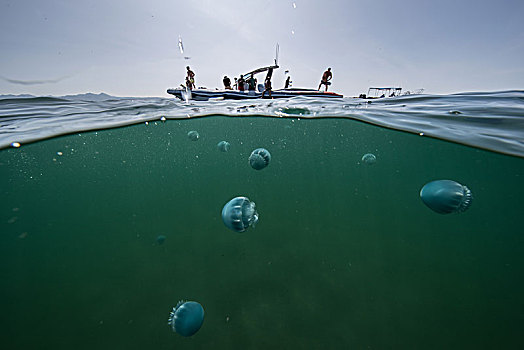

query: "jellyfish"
(167, 300), (204, 337)
(156, 235), (166, 245)
(420, 180), (473, 214)
(217, 141), (230, 152)
(361, 153), (377, 165)
(222, 196), (259, 232)
(249, 148), (271, 170)
(187, 131), (199, 141)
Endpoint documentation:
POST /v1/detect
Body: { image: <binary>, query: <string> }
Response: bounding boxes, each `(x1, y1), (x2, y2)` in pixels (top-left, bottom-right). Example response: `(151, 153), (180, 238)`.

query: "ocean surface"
(1, 91), (523, 349)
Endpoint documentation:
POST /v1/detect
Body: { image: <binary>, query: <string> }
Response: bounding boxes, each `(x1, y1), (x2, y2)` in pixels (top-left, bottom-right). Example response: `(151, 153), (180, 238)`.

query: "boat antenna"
(274, 43), (279, 66)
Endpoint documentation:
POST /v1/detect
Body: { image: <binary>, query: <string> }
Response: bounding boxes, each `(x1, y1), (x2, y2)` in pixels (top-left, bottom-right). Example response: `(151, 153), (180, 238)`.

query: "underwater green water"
(1, 116), (523, 349)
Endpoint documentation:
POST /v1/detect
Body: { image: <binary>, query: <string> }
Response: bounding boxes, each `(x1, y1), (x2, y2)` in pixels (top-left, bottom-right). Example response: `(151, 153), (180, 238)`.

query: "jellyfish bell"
(222, 196), (259, 232)
(168, 300), (204, 337)
(187, 131), (199, 141)
(217, 141), (230, 152)
(249, 148), (271, 170)
(361, 153), (377, 165)
(156, 235), (166, 245)
(420, 180), (473, 214)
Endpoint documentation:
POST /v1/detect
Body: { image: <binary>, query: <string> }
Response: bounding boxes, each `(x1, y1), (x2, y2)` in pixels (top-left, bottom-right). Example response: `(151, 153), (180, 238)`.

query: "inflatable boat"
(167, 44), (342, 101)
(166, 87), (343, 101)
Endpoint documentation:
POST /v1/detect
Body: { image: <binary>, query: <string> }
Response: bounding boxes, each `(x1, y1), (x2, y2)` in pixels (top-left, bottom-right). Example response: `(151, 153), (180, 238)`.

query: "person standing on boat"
(237, 75), (245, 91)
(263, 77), (272, 98)
(247, 74), (257, 92)
(262, 68), (273, 98)
(318, 68), (332, 91)
(223, 76), (232, 89)
(285, 76), (292, 89)
(186, 66), (195, 89)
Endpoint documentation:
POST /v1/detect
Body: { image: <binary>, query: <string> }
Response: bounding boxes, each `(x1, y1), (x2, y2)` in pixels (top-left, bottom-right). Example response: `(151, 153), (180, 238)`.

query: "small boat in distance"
(167, 44), (343, 101)
(357, 87), (424, 99)
(362, 87), (403, 99)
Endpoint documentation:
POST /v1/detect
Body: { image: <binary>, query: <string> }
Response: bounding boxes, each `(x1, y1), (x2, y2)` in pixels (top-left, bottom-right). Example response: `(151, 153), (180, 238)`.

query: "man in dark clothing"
(186, 66), (195, 89)
(262, 67), (273, 98)
(263, 77), (272, 98)
(318, 67), (332, 91)
(247, 74), (257, 91)
(285, 76), (292, 88)
(237, 75), (245, 91)
(223, 76), (232, 89)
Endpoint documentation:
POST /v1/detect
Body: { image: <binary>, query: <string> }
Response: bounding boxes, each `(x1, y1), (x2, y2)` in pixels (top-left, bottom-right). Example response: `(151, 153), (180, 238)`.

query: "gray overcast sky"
(1, 0), (523, 97)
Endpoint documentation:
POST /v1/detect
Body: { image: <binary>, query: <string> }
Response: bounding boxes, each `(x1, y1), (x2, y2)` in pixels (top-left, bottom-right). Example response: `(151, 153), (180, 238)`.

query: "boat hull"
(166, 88), (343, 101)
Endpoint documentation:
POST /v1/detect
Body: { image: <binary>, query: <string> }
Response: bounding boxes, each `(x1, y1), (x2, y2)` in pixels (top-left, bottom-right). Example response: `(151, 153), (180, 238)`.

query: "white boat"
(166, 87), (343, 101)
(167, 44), (343, 101)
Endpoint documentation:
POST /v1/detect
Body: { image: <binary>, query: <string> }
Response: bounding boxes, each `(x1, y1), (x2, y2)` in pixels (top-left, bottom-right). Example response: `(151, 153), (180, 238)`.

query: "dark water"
(1, 92), (524, 349)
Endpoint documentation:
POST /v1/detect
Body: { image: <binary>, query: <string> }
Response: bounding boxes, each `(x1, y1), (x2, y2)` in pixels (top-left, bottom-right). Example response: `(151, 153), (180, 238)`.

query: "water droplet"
(178, 35), (184, 54)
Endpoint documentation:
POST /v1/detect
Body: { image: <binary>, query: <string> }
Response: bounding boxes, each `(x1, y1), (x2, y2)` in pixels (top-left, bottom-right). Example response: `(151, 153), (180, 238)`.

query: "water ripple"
(0, 91), (523, 157)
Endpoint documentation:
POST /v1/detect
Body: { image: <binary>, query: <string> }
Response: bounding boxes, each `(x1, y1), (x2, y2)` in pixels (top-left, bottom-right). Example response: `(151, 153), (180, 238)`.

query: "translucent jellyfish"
(222, 196), (259, 232)
(420, 180), (473, 214)
(217, 141), (230, 152)
(187, 131), (199, 141)
(156, 235), (166, 245)
(249, 148), (271, 170)
(361, 153), (377, 165)
(168, 300), (204, 337)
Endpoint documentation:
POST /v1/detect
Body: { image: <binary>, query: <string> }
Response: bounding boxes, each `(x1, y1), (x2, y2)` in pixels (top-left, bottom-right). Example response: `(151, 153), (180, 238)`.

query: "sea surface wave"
(1, 90), (523, 157)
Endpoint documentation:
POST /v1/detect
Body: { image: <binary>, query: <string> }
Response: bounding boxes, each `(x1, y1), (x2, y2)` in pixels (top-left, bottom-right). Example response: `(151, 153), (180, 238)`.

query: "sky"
(0, 0), (523, 97)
